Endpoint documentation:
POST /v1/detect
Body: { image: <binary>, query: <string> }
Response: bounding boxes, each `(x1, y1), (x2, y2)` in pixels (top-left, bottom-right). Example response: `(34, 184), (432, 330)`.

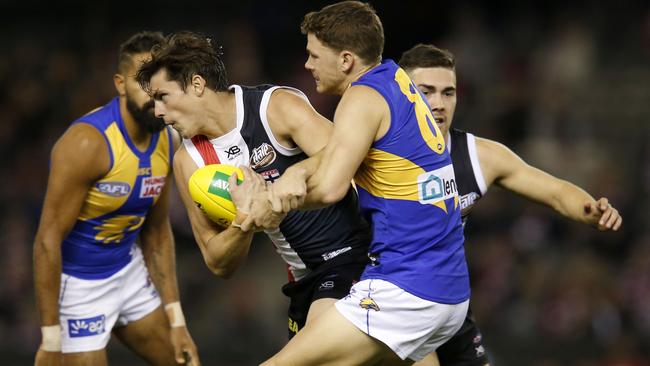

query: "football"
(188, 164), (244, 227)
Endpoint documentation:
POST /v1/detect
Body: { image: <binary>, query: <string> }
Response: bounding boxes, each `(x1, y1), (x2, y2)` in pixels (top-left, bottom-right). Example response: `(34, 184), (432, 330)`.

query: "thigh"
(59, 274), (118, 354)
(413, 353), (441, 366)
(63, 349), (108, 366)
(336, 279), (468, 362)
(263, 305), (411, 366)
(306, 297), (337, 325)
(436, 315), (489, 366)
(112, 306), (175, 365)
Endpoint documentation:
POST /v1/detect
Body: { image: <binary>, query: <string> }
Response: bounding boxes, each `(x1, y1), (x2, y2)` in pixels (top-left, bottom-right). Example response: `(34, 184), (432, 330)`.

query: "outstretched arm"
(33, 124), (109, 364)
(476, 137), (622, 231)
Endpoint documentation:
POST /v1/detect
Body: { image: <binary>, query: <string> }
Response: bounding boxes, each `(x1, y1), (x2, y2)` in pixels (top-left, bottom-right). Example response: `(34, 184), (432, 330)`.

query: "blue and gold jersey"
(352, 60), (470, 303)
(62, 97), (173, 279)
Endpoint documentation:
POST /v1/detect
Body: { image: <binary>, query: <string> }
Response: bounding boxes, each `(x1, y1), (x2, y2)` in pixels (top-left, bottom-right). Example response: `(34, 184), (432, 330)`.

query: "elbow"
(313, 184), (348, 206)
(204, 258), (235, 279)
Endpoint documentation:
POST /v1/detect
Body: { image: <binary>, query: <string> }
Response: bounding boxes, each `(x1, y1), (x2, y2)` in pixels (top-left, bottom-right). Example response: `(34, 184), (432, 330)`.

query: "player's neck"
(120, 101), (152, 151)
(344, 61), (380, 93)
(201, 90), (237, 139)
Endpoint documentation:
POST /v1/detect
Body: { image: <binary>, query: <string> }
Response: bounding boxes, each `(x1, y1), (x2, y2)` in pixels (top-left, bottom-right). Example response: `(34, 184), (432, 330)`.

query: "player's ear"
(340, 51), (354, 73)
(190, 74), (205, 96)
(113, 74), (126, 96)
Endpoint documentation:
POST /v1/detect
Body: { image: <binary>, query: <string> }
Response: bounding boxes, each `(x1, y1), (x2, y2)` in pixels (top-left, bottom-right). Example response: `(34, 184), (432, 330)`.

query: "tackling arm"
(477, 137), (622, 231)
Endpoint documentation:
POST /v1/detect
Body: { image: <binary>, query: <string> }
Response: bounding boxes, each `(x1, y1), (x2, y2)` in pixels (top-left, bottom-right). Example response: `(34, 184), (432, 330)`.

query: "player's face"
(408, 67), (457, 138)
(305, 33), (346, 95)
(149, 69), (200, 139)
(123, 53), (165, 133)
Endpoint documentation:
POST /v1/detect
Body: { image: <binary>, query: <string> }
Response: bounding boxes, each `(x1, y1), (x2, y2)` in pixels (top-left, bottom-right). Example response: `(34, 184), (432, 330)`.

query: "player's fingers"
(228, 172), (239, 189)
(268, 187), (283, 213)
(290, 196), (302, 210)
(239, 215), (256, 232)
(598, 208), (612, 229)
(282, 196), (292, 213)
(612, 215), (623, 231)
(597, 197), (610, 212)
(174, 345), (184, 364)
(605, 209), (620, 229)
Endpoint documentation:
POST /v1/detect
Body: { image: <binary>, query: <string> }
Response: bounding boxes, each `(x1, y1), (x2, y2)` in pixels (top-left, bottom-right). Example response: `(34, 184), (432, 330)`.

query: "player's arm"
(139, 133), (199, 364)
(283, 85), (385, 208)
(476, 137), (622, 231)
(173, 146), (255, 278)
(261, 89), (335, 212)
(33, 124), (109, 355)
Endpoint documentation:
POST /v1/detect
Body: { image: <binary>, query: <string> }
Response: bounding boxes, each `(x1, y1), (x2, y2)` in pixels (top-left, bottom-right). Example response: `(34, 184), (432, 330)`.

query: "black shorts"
(281, 255), (368, 339)
(437, 308), (490, 366)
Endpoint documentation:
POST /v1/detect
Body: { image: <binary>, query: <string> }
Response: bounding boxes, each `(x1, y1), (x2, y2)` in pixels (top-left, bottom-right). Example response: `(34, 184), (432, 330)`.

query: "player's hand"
(584, 197), (622, 231)
(170, 326), (200, 366)
(34, 348), (62, 366)
(229, 166), (267, 217)
(269, 166), (307, 213)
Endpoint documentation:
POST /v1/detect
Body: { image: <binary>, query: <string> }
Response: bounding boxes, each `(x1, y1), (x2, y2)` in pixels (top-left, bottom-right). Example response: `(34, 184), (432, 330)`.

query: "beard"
(125, 96), (165, 133)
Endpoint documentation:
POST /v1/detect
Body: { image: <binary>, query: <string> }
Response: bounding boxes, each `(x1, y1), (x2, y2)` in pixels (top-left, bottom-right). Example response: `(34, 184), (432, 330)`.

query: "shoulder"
(266, 87), (318, 130)
(267, 88), (312, 116)
(475, 136), (516, 160)
(172, 144), (199, 180)
(51, 123), (110, 180)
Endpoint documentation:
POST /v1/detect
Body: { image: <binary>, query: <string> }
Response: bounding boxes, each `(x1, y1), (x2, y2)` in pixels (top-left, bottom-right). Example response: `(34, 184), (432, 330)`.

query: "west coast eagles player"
(248, 2), (470, 365)
(398, 43), (622, 366)
(33, 32), (199, 365)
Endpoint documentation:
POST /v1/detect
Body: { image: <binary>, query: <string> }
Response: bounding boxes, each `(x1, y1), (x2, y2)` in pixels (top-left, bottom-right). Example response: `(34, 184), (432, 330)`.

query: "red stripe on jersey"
(191, 135), (220, 165)
(286, 264), (295, 283)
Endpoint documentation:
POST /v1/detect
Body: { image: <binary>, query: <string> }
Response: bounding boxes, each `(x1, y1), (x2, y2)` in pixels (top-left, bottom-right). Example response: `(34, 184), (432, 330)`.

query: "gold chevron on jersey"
(354, 148), (458, 212)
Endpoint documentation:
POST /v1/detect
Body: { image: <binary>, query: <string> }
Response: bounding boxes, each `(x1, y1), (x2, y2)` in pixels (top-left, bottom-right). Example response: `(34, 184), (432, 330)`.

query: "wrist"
(40, 325), (62, 352)
(230, 211), (249, 231)
(164, 302), (186, 328)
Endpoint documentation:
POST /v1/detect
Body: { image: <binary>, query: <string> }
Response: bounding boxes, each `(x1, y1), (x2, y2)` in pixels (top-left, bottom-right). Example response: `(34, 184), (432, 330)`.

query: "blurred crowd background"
(1, 0), (649, 365)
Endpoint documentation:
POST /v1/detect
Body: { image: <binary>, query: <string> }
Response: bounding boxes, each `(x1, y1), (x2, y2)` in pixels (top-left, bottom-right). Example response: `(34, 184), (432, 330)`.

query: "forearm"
(33, 237), (62, 326)
(198, 217), (254, 278)
(141, 224), (180, 305)
(553, 180), (597, 224)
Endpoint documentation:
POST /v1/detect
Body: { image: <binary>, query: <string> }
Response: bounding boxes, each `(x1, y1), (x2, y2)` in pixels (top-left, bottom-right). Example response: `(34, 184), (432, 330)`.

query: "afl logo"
(96, 182), (131, 197)
(250, 143), (276, 169)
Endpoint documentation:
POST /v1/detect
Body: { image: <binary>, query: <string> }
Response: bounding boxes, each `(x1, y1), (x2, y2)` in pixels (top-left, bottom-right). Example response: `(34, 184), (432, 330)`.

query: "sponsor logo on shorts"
(475, 345), (485, 357)
(318, 280), (335, 291)
(322, 246), (351, 261)
(359, 297), (380, 311)
(417, 164), (458, 204)
(68, 315), (105, 337)
(288, 317), (299, 334)
(140, 176), (166, 198)
(250, 143), (277, 169)
(96, 181), (131, 197)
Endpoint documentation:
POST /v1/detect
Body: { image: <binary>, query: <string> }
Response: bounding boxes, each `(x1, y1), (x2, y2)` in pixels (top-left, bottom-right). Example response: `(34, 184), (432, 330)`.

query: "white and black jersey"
(184, 84), (371, 281)
(448, 128), (488, 225)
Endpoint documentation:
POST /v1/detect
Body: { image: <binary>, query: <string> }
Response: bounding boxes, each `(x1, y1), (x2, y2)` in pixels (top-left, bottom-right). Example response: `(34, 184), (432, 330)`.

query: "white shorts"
(335, 279), (469, 361)
(58, 246), (161, 353)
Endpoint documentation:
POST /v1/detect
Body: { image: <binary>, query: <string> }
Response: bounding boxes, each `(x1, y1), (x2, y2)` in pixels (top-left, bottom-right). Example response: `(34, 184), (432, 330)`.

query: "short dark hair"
(136, 31), (228, 95)
(118, 31), (165, 73)
(398, 44), (456, 72)
(301, 1), (384, 65)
